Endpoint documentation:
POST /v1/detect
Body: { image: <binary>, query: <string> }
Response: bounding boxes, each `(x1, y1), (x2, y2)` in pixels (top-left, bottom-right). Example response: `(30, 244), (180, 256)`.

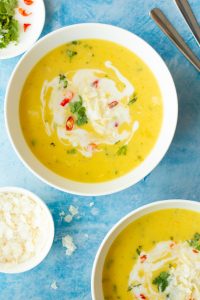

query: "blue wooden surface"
(0, 0), (200, 299)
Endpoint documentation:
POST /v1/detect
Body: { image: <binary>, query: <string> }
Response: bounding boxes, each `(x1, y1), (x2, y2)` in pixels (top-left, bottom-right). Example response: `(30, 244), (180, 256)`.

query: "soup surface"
(103, 209), (200, 300)
(20, 39), (162, 182)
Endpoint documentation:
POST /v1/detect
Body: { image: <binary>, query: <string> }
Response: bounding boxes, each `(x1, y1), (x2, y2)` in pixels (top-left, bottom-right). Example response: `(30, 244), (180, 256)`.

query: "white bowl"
(5, 23), (178, 196)
(0, 0), (45, 59)
(0, 186), (54, 273)
(91, 199), (200, 300)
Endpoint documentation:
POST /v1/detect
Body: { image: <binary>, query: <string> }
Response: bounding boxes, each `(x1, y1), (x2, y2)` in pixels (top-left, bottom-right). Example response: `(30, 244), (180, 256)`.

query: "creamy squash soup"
(103, 209), (200, 300)
(20, 39), (162, 182)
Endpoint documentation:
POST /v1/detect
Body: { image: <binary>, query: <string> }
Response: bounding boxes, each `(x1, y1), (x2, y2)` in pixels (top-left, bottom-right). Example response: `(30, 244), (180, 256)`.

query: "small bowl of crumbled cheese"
(0, 187), (54, 273)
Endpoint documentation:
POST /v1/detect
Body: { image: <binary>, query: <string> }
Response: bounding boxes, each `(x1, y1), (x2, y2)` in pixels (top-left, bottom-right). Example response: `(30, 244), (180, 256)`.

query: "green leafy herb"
(153, 271), (170, 292)
(136, 245), (142, 256)
(59, 74), (68, 88)
(69, 96), (88, 126)
(71, 40), (80, 45)
(188, 233), (200, 250)
(67, 148), (77, 154)
(0, 0), (19, 49)
(67, 49), (77, 60)
(127, 283), (141, 292)
(128, 93), (138, 105)
(117, 145), (127, 156)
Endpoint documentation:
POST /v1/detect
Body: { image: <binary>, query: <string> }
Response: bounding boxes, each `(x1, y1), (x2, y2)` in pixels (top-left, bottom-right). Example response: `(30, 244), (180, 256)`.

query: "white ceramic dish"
(0, 0), (45, 59)
(0, 186), (54, 273)
(91, 199), (200, 300)
(5, 23), (178, 196)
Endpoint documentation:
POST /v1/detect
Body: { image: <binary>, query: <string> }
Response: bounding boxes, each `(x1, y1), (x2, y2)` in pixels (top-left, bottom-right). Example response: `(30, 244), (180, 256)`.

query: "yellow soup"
(103, 209), (200, 300)
(20, 39), (163, 183)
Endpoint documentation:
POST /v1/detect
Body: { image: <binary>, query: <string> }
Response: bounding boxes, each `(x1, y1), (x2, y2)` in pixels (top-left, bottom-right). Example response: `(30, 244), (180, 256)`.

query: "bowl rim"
(0, 186), (54, 274)
(91, 199), (200, 299)
(5, 23), (178, 196)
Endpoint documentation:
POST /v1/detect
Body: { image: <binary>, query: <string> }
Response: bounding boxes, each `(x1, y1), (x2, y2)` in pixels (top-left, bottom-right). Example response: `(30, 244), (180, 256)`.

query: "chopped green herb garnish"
(0, 0), (19, 48)
(117, 145), (127, 156)
(128, 93), (138, 105)
(127, 283), (141, 292)
(153, 271), (170, 292)
(71, 40), (80, 45)
(59, 74), (68, 88)
(31, 139), (36, 146)
(69, 96), (88, 126)
(188, 233), (200, 250)
(136, 245), (142, 256)
(67, 148), (77, 154)
(67, 49), (77, 60)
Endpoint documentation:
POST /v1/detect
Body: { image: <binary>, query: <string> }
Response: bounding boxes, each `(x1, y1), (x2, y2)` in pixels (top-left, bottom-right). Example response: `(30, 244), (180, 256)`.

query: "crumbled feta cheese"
(59, 211), (65, 217)
(62, 235), (77, 256)
(64, 214), (73, 223)
(50, 281), (58, 290)
(0, 191), (49, 264)
(69, 205), (78, 216)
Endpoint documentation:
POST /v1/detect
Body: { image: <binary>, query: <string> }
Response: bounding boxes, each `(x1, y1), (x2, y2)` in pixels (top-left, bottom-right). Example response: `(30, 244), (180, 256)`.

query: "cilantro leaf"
(117, 145), (127, 156)
(188, 233), (200, 251)
(69, 96), (88, 126)
(59, 74), (68, 88)
(153, 271), (170, 292)
(136, 245), (142, 256)
(67, 49), (77, 60)
(128, 93), (137, 105)
(67, 148), (77, 154)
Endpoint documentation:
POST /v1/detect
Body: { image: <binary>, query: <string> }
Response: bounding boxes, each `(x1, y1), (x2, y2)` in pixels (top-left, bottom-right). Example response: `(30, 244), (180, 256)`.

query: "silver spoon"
(174, 0), (200, 46)
(150, 8), (200, 72)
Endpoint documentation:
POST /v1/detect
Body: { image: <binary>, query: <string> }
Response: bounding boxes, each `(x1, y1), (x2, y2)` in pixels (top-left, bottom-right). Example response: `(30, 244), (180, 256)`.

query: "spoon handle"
(150, 8), (200, 72)
(174, 0), (200, 46)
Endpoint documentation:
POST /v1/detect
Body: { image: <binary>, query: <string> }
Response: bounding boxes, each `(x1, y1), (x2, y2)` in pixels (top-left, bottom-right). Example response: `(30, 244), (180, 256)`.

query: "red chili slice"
(24, 0), (34, 4)
(92, 79), (99, 88)
(18, 8), (32, 16)
(23, 23), (31, 32)
(108, 100), (118, 109)
(60, 91), (74, 106)
(140, 294), (147, 300)
(88, 143), (97, 151)
(66, 116), (74, 131)
(140, 254), (147, 263)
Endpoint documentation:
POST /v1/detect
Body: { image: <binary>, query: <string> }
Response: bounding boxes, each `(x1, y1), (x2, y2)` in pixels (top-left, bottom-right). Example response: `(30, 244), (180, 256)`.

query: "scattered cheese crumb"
(62, 235), (77, 256)
(69, 205), (78, 216)
(59, 211), (65, 217)
(50, 281), (58, 290)
(64, 214), (73, 223)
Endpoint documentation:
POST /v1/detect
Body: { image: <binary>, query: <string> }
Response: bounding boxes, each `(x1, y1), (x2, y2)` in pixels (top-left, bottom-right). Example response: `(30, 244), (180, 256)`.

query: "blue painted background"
(0, 0), (200, 299)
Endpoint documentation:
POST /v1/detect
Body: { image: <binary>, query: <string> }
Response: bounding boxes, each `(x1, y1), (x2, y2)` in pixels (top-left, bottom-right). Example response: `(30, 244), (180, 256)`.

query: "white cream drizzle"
(129, 241), (200, 300)
(40, 61), (139, 157)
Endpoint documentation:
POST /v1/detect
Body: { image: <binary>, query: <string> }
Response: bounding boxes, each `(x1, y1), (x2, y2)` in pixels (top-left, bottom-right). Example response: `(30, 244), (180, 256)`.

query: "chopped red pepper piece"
(24, 0), (34, 4)
(23, 23), (31, 32)
(92, 79), (99, 88)
(66, 116), (74, 131)
(60, 91), (74, 106)
(108, 100), (118, 109)
(140, 254), (147, 263)
(140, 294), (147, 300)
(18, 8), (32, 16)
(88, 143), (97, 151)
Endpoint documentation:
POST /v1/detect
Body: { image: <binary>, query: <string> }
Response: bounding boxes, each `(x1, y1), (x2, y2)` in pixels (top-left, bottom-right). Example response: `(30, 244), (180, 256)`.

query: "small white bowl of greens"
(0, 0), (45, 59)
